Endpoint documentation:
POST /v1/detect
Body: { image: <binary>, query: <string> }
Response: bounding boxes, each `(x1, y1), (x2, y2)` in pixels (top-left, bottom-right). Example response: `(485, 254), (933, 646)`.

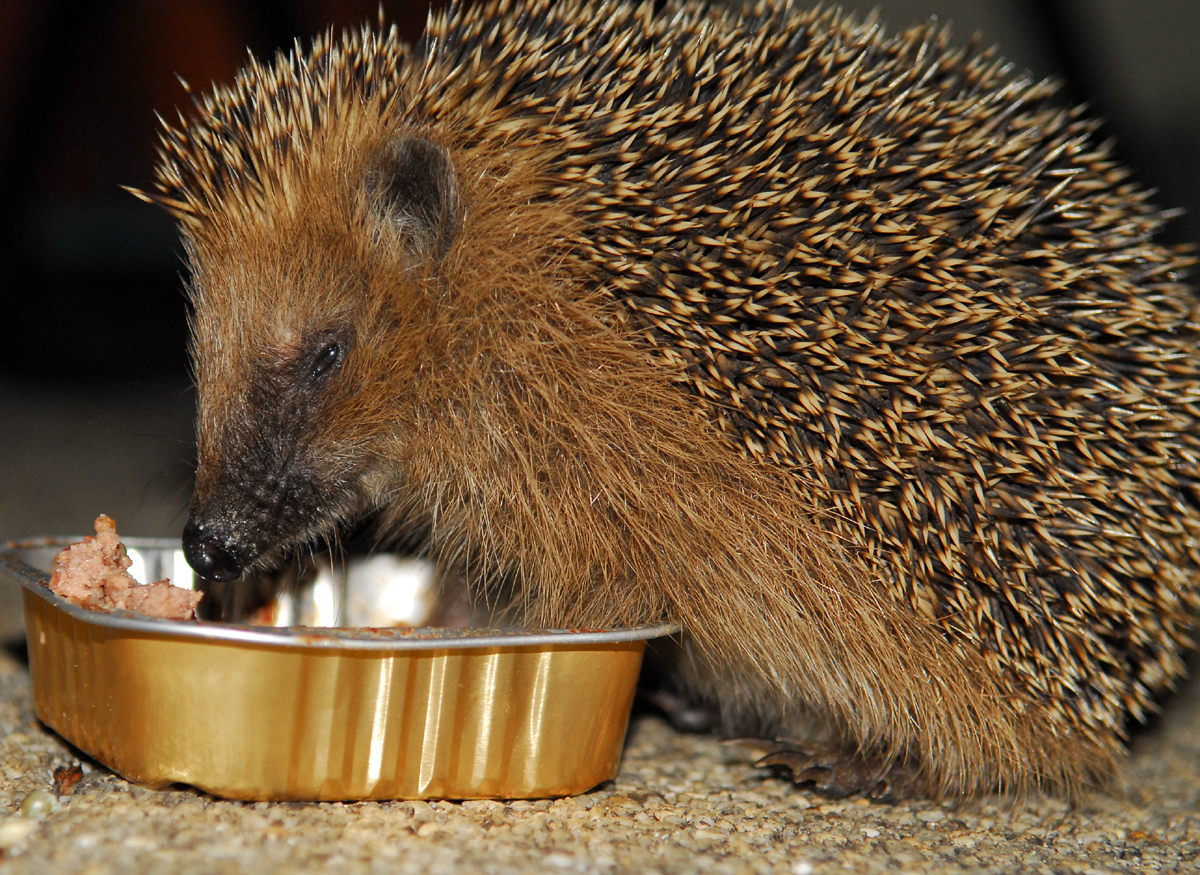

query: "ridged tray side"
(25, 590), (645, 800)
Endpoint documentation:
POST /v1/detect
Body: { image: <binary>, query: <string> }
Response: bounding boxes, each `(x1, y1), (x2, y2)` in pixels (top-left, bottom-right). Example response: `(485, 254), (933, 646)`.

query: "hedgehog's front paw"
(730, 739), (922, 801)
(646, 688), (720, 733)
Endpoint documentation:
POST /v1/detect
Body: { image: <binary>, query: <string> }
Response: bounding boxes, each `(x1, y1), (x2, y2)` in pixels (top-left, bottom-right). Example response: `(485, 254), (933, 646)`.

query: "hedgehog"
(133, 0), (1200, 799)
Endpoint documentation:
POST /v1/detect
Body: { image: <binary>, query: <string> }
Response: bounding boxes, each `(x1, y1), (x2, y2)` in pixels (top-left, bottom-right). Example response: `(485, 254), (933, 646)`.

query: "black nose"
(182, 519), (247, 582)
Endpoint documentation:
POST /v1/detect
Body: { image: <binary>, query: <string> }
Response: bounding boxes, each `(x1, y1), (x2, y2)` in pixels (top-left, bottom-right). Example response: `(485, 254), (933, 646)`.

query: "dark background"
(1, 0), (1199, 543)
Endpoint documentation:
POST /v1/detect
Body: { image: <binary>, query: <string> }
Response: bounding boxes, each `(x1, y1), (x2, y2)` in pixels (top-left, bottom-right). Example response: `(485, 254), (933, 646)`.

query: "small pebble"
(19, 790), (59, 820)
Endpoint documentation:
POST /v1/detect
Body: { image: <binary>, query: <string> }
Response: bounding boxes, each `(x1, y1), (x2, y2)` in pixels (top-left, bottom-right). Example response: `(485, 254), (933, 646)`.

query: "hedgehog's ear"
(370, 136), (458, 261)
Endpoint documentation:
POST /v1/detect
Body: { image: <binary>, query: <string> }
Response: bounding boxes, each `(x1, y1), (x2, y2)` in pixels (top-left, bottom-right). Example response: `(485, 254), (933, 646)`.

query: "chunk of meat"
(47, 515), (203, 620)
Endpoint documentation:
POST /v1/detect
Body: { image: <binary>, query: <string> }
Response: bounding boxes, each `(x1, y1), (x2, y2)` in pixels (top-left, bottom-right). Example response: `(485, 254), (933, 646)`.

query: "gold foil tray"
(2, 541), (673, 801)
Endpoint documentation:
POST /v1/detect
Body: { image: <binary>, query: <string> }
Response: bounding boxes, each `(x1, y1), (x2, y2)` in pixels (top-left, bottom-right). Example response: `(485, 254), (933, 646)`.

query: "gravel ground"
(0, 642), (1193, 874)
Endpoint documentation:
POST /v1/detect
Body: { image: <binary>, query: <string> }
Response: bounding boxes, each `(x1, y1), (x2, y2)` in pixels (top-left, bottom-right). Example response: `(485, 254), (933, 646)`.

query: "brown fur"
(137, 0), (1200, 798)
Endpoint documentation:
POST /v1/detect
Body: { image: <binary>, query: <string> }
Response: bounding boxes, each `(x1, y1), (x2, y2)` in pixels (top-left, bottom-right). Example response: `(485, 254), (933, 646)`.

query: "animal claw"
(730, 738), (921, 801)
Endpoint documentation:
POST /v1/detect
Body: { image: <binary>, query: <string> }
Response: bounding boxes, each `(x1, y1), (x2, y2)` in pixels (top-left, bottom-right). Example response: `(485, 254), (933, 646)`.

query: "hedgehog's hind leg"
(731, 738), (924, 802)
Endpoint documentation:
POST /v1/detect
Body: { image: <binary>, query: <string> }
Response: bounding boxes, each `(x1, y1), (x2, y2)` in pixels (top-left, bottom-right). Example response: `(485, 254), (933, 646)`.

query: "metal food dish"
(0, 538), (673, 801)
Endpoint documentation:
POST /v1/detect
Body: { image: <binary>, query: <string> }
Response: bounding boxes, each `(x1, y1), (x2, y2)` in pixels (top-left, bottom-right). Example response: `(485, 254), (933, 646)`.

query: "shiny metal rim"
(1, 539), (678, 651)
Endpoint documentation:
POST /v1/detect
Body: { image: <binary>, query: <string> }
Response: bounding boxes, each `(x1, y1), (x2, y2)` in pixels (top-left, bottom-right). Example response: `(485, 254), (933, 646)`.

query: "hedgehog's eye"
(310, 342), (345, 384)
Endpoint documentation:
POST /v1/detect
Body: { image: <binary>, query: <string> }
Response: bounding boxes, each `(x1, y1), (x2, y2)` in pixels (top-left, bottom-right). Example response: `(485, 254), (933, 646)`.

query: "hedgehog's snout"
(182, 517), (254, 582)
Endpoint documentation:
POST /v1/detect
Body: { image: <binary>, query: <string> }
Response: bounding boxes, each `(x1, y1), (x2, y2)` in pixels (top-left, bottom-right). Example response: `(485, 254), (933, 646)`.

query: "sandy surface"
(0, 641), (1192, 874)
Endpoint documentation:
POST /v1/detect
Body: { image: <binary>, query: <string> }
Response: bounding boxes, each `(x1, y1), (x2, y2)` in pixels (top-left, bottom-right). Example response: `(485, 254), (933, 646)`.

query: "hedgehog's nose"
(182, 519), (247, 582)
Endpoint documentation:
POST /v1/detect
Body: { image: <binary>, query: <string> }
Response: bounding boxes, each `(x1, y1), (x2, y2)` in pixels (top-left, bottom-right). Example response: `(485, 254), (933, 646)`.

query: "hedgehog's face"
(182, 135), (461, 582)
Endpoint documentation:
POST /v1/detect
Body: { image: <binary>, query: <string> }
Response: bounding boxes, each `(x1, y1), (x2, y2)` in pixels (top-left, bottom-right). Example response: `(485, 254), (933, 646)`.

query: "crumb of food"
(51, 764), (83, 797)
(47, 515), (202, 620)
